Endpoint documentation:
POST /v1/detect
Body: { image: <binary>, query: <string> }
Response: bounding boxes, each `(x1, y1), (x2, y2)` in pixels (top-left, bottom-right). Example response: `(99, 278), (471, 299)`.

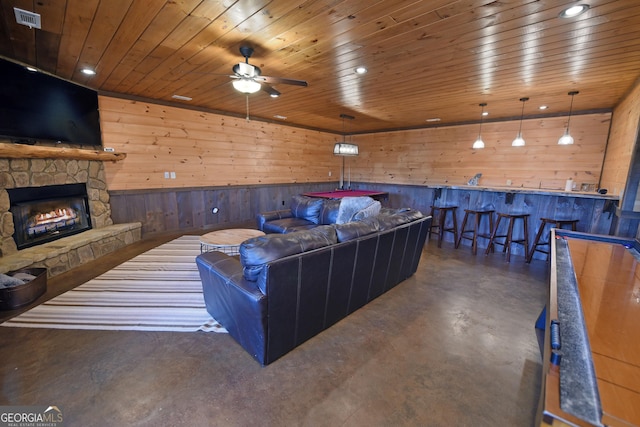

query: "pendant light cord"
(566, 92), (577, 130)
(517, 98), (527, 134)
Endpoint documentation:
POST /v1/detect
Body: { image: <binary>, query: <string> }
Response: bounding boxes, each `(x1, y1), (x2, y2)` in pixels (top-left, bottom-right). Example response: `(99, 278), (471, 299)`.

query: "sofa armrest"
(256, 209), (293, 231)
(196, 251), (268, 364)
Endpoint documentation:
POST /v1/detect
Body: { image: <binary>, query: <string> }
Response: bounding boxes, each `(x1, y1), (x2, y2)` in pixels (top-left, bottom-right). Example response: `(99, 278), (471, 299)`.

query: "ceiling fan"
(230, 46), (308, 97)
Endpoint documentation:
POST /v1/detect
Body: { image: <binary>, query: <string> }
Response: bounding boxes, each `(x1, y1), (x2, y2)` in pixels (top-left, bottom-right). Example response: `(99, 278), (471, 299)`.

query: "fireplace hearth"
(8, 183), (92, 250)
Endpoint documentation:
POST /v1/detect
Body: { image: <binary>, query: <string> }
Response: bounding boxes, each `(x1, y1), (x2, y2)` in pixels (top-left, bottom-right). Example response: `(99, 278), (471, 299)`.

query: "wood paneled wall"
(100, 96), (611, 193)
(99, 97), (339, 190)
(600, 79), (640, 198)
(351, 113), (611, 191)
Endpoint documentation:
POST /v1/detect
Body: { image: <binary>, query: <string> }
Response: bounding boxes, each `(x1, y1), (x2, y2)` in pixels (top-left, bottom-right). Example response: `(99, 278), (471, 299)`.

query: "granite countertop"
(430, 184), (619, 200)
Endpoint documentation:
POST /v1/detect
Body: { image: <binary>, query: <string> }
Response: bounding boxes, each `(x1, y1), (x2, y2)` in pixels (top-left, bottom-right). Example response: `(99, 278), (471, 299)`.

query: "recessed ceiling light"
(81, 68), (96, 76)
(25, 66), (37, 72)
(426, 118), (441, 122)
(559, 4), (589, 18)
(274, 115), (287, 120)
(355, 66), (367, 74)
(539, 105), (548, 110)
(172, 94), (192, 101)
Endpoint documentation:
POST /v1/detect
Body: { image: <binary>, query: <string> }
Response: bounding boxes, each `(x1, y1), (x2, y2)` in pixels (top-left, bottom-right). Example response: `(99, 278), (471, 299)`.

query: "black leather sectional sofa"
(196, 196), (432, 365)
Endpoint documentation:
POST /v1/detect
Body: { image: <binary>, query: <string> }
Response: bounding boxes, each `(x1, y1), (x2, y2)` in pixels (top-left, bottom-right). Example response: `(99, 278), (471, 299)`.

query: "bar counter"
(433, 185), (618, 259)
(434, 184), (619, 200)
(354, 183), (620, 260)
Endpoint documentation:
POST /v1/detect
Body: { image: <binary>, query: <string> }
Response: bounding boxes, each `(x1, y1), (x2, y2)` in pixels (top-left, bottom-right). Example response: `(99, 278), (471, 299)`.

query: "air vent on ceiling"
(14, 7), (41, 29)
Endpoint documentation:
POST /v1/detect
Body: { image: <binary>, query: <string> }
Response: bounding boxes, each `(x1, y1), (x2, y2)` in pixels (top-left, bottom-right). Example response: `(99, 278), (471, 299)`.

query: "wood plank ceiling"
(1, 0), (639, 134)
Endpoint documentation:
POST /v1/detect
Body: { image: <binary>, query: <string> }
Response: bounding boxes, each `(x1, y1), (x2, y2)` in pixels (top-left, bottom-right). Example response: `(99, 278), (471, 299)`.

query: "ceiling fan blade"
(262, 85), (281, 97)
(259, 75), (308, 87)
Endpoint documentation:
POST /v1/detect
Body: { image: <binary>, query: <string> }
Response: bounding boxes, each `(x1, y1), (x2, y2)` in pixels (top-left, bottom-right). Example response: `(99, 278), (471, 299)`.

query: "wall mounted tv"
(0, 57), (102, 147)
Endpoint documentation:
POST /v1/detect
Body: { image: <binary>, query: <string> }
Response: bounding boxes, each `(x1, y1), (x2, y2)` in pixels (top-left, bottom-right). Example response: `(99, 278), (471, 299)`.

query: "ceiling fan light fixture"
(512, 97), (529, 147)
(232, 78), (261, 94)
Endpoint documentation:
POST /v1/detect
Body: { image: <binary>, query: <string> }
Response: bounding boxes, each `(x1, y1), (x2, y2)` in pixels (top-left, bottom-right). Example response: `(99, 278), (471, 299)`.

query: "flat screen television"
(0, 57), (102, 147)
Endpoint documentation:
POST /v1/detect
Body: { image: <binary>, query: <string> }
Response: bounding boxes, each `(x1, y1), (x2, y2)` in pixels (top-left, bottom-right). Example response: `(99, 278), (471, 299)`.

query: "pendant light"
(472, 103), (487, 149)
(334, 114), (357, 189)
(511, 97), (529, 147)
(558, 91), (579, 145)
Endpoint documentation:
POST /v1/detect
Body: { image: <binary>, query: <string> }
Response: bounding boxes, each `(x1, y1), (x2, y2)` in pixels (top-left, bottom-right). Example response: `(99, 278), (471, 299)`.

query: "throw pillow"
(353, 200), (381, 221)
(0, 273), (26, 289)
(290, 195), (323, 224)
(335, 196), (376, 224)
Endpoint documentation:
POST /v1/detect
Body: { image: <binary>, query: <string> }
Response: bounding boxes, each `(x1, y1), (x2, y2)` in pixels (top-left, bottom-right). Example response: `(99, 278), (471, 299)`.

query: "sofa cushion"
(240, 225), (338, 283)
(375, 209), (424, 230)
(290, 195), (323, 224)
(318, 198), (341, 225)
(262, 217), (317, 234)
(336, 196), (376, 224)
(333, 220), (380, 242)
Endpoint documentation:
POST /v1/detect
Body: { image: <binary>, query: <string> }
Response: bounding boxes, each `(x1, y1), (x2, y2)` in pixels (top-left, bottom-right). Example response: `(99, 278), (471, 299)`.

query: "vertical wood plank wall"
(351, 113), (611, 191)
(99, 97), (339, 190)
(600, 80), (640, 199)
(101, 96), (611, 192)
(99, 96), (614, 235)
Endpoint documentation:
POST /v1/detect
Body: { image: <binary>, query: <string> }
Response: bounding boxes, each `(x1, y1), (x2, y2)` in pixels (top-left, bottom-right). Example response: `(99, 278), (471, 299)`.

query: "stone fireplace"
(0, 158), (113, 257)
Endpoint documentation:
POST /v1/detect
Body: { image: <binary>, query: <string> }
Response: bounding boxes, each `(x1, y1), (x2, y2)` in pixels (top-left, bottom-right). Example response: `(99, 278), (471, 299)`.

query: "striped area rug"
(1, 235), (227, 333)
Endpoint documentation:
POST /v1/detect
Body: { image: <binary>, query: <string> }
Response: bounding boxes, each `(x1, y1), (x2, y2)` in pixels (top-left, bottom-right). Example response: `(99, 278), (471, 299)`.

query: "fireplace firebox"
(8, 183), (92, 250)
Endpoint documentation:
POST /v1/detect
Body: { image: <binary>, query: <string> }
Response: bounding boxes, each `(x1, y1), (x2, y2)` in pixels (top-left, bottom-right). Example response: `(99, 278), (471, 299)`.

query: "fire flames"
(34, 208), (77, 225)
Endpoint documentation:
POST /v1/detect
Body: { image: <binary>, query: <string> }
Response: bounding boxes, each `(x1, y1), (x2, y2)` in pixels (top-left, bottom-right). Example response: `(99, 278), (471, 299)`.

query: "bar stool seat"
(526, 217), (579, 263)
(428, 205), (458, 248)
(456, 208), (495, 254)
(485, 212), (530, 262)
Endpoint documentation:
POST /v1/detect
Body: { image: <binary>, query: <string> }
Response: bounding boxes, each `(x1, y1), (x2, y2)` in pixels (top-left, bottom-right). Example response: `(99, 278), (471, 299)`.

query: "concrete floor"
(0, 236), (547, 427)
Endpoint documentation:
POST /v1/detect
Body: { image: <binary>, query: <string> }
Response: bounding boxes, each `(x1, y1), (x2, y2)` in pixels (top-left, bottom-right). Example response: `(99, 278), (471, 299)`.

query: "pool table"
(302, 189), (388, 202)
(537, 229), (640, 426)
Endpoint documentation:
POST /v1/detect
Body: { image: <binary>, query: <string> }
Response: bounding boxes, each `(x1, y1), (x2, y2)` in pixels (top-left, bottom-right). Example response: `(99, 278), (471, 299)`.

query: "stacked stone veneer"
(0, 157), (141, 277)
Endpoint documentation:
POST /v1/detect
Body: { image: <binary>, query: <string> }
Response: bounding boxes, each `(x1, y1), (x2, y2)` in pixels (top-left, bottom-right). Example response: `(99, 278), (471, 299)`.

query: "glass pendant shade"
(512, 97), (529, 147)
(511, 132), (525, 147)
(473, 103), (487, 149)
(558, 91), (579, 145)
(232, 78), (261, 94)
(333, 143), (359, 156)
(558, 129), (574, 145)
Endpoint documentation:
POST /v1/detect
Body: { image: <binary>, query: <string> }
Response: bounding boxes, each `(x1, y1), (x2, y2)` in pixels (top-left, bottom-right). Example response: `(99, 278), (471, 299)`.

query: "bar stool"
(428, 205), (459, 248)
(485, 212), (530, 262)
(456, 209), (495, 255)
(526, 218), (579, 263)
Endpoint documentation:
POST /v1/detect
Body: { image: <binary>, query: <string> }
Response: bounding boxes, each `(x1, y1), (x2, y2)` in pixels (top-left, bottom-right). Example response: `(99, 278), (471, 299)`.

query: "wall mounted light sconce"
(512, 97), (529, 147)
(334, 114), (357, 189)
(472, 103), (487, 149)
(558, 91), (579, 145)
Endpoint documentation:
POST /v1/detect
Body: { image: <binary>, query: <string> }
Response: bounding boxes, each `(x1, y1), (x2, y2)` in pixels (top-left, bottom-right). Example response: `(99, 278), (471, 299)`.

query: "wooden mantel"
(0, 142), (126, 161)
